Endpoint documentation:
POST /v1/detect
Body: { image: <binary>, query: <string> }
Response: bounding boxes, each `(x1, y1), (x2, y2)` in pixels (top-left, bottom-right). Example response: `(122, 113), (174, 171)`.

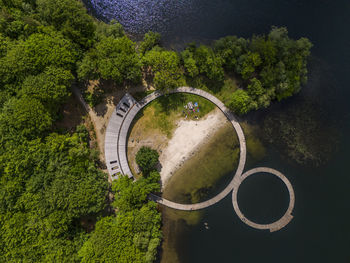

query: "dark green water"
(89, 0), (350, 261)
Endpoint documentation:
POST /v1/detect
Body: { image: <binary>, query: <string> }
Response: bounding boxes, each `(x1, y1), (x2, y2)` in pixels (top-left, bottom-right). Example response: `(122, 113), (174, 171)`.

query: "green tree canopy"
(236, 51), (262, 80)
(181, 48), (199, 78)
(20, 66), (73, 114)
(112, 172), (160, 212)
(78, 202), (161, 263)
(95, 19), (124, 40)
(0, 131), (109, 262)
(135, 146), (159, 174)
(191, 45), (225, 81)
(0, 97), (52, 139)
(79, 172), (161, 262)
(142, 48), (185, 91)
(0, 28), (77, 89)
(214, 36), (248, 71)
(246, 77), (270, 108)
(78, 36), (141, 85)
(228, 89), (253, 115)
(36, 0), (95, 48)
(0, 0), (39, 39)
(250, 36), (277, 67)
(139, 31), (161, 55)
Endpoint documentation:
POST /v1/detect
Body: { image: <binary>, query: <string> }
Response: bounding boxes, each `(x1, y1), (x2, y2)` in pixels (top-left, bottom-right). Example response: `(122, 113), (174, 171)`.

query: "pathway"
(232, 167), (295, 232)
(104, 86), (295, 231)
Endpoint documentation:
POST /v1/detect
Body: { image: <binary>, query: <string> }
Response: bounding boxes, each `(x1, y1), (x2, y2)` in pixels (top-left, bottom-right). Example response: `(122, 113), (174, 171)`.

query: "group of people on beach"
(183, 101), (200, 119)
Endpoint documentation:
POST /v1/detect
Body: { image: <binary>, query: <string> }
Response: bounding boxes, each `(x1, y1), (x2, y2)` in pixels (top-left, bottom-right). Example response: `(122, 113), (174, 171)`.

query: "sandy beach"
(159, 108), (227, 187)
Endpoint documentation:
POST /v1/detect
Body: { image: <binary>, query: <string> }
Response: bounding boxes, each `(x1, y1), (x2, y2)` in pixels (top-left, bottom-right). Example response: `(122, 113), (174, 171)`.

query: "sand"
(159, 108), (227, 187)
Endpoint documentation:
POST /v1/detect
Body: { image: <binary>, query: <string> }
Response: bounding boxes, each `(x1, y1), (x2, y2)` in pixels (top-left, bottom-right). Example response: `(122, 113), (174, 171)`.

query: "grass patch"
(135, 93), (215, 137)
(127, 93), (217, 178)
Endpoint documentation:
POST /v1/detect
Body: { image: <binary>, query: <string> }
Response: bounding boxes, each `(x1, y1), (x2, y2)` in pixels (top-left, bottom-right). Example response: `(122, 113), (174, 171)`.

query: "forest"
(0, 0), (311, 262)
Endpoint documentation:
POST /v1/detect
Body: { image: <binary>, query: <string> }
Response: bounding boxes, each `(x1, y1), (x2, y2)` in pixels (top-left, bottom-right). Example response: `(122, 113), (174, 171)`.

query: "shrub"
(136, 146), (159, 175)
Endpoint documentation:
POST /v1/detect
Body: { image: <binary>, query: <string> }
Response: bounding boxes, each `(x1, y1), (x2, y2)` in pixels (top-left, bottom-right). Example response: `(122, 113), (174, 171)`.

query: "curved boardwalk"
(105, 86), (295, 231)
(232, 167), (295, 232)
(114, 87), (247, 210)
(105, 93), (137, 179)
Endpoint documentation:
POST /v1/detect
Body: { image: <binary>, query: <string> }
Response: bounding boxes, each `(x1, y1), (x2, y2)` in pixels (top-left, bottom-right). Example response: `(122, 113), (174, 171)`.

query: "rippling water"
(88, 0), (196, 37)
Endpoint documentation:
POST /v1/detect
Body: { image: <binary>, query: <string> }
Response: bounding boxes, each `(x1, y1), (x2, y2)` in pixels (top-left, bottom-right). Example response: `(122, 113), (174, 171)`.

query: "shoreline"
(159, 108), (227, 188)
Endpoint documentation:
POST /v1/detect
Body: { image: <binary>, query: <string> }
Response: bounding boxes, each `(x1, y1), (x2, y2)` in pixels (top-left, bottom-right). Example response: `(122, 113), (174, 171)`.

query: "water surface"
(88, 0), (350, 262)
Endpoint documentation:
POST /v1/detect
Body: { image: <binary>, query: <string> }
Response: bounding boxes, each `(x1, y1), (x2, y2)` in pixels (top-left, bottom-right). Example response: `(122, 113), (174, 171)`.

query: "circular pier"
(232, 167), (295, 232)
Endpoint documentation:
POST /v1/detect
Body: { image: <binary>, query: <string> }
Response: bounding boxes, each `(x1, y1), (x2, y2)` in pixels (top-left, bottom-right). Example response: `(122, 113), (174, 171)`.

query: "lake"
(86, 0), (350, 262)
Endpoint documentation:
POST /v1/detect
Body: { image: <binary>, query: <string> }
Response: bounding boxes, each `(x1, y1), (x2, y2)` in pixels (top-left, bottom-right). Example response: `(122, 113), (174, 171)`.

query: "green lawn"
(133, 93), (215, 137)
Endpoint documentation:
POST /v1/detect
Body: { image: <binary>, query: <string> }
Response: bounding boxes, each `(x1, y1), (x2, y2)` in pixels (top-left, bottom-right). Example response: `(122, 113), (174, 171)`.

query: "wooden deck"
(104, 93), (137, 179)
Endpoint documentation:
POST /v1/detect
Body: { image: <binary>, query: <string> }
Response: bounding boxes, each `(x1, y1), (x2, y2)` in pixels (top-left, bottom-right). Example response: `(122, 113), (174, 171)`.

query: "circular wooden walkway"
(104, 86), (295, 231)
(232, 167), (295, 232)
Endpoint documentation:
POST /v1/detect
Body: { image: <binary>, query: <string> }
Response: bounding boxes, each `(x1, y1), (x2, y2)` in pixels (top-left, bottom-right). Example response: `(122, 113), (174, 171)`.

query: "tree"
(192, 45), (225, 81)
(136, 146), (159, 174)
(79, 171), (161, 263)
(0, 28), (78, 88)
(96, 20), (124, 40)
(0, 132), (109, 262)
(228, 89), (253, 114)
(0, 33), (11, 57)
(265, 26), (312, 100)
(20, 66), (73, 114)
(139, 31), (161, 55)
(78, 203), (162, 263)
(214, 36), (248, 71)
(236, 51), (262, 80)
(36, 0), (96, 48)
(250, 36), (277, 67)
(181, 49), (199, 78)
(0, 97), (52, 139)
(246, 78), (270, 108)
(77, 49), (98, 80)
(112, 172), (160, 211)
(142, 49), (185, 91)
(0, 1), (39, 39)
(78, 36), (141, 84)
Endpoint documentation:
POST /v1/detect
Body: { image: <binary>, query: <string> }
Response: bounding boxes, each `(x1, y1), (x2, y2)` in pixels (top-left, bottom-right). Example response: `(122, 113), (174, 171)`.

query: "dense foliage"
(142, 47), (186, 91)
(0, 128), (109, 262)
(0, 0), (165, 260)
(78, 36), (141, 85)
(0, 0), (311, 261)
(212, 28), (312, 113)
(136, 146), (160, 175)
(79, 173), (162, 263)
(75, 21), (311, 115)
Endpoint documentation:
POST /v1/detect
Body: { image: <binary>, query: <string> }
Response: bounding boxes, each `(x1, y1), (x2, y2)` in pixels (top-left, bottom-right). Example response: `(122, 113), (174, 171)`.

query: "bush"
(139, 31), (161, 55)
(136, 146), (159, 174)
(228, 89), (253, 115)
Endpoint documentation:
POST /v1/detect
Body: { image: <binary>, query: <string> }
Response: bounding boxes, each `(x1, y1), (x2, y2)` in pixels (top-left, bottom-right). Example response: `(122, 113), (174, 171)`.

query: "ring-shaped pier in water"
(232, 167), (295, 232)
(104, 87), (295, 232)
